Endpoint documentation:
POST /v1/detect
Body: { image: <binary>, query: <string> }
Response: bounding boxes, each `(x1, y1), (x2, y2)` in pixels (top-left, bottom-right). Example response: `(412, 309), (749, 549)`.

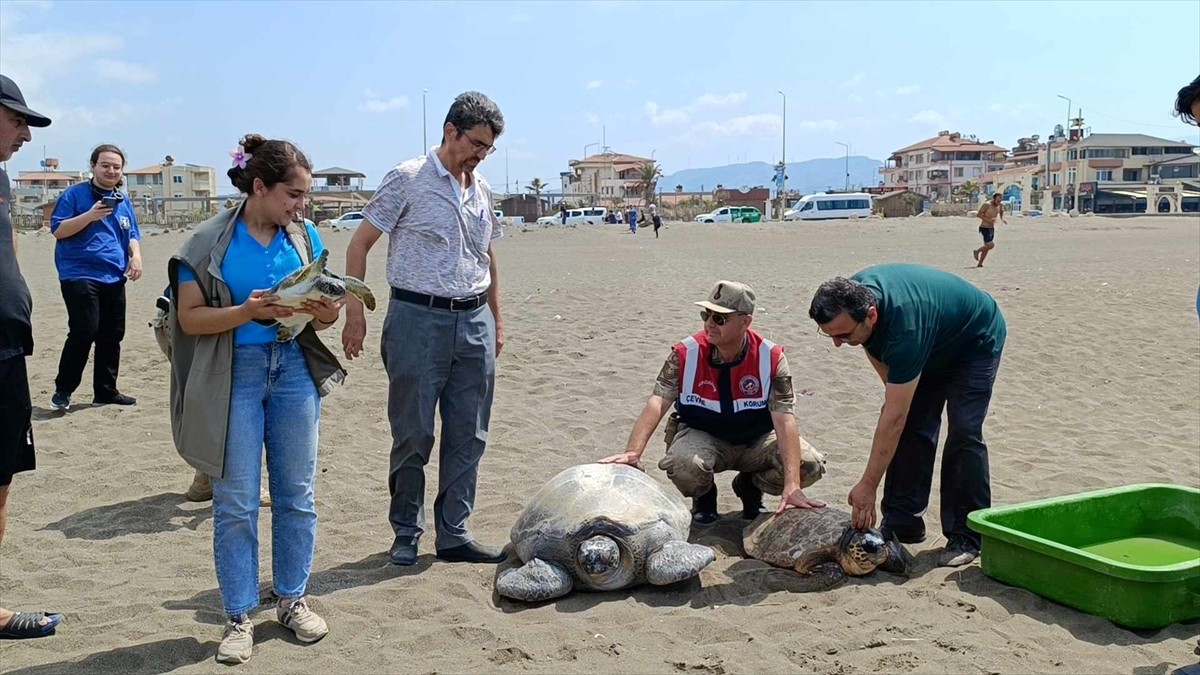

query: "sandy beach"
(3, 213), (1198, 674)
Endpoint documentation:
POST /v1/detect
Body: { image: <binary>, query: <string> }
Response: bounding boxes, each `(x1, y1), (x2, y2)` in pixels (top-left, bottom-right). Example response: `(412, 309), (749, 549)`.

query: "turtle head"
(836, 527), (892, 576)
(577, 536), (621, 579)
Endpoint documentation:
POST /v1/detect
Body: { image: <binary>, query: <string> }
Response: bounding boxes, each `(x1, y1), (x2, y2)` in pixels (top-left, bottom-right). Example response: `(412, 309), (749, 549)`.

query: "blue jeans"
(380, 297), (495, 549)
(881, 352), (1002, 549)
(212, 341), (320, 616)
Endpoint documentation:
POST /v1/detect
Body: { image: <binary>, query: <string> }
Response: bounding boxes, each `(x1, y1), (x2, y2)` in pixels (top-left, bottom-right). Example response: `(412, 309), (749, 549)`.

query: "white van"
(784, 193), (874, 221)
(536, 207), (608, 226)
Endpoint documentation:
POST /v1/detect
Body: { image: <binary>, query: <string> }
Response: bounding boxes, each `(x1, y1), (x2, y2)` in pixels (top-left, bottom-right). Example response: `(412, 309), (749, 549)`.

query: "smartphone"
(101, 196), (119, 209)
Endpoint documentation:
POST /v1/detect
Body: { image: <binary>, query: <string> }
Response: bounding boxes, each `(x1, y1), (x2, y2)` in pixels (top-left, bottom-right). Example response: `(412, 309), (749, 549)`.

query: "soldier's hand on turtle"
(775, 486), (826, 514)
(241, 289), (293, 321)
(598, 451), (644, 471)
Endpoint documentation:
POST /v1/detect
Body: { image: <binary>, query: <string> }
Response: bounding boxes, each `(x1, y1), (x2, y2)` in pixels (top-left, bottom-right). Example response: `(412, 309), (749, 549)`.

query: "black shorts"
(979, 227), (995, 244)
(652, 215), (663, 229)
(0, 354), (35, 487)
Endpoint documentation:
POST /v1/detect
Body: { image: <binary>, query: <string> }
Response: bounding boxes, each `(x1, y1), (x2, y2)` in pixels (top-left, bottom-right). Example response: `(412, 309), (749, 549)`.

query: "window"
(173, 193), (184, 198)
(1164, 147), (1193, 154)
(1051, 173), (1061, 186)
(954, 167), (964, 178)
(172, 175), (184, 184)
(800, 202), (814, 212)
(1068, 168), (1077, 185)
(1051, 151), (1060, 163)
(1123, 169), (1142, 181)
(1083, 149), (1129, 159)
(1096, 170), (1113, 181)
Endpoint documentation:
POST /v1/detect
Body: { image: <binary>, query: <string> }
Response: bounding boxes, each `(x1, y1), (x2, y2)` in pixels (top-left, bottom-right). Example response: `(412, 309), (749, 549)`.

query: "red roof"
(893, 132), (1006, 156)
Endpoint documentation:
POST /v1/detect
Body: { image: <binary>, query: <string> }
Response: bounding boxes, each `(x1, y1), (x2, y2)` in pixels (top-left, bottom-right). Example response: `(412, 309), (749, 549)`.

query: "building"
(125, 156), (218, 215)
(879, 131), (1007, 200)
(312, 166), (366, 193)
(1040, 133), (1198, 213)
(976, 136), (1046, 211)
(561, 152), (653, 206)
(713, 185), (770, 208)
(11, 170), (87, 215)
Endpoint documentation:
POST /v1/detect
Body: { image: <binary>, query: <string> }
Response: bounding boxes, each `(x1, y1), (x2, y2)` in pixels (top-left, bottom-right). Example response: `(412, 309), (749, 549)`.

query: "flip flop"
(0, 611), (64, 639)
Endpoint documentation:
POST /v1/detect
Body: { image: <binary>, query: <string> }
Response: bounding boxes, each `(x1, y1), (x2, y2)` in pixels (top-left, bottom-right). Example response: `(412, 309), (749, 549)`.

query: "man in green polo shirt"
(808, 263), (1006, 567)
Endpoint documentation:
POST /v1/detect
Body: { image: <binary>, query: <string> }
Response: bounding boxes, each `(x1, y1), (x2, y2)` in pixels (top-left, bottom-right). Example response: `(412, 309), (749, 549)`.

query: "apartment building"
(879, 131), (1007, 200)
(1042, 133), (1197, 213)
(11, 170), (87, 215)
(125, 157), (218, 213)
(561, 151), (653, 206)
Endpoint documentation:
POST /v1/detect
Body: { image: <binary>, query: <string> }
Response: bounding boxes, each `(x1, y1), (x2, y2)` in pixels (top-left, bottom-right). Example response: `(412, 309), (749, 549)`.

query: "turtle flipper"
(785, 561), (847, 593)
(496, 558), (573, 602)
(276, 323), (304, 342)
(342, 276), (376, 311)
(645, 540), (716, 585)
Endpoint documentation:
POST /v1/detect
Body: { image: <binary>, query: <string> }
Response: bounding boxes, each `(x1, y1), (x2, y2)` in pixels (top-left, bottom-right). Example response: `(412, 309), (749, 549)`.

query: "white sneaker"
(277, 597), (328, 643)
(937, 540), (980, 567)
(216, 618), (254, 664)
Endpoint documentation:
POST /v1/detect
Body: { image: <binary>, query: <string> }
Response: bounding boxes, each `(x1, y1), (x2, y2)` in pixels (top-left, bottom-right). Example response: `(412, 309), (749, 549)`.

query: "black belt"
(391, 287), (488, 311)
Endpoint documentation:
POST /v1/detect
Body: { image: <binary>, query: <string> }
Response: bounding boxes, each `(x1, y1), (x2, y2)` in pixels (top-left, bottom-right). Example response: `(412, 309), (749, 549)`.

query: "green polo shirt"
(853, 264), (1006, 384)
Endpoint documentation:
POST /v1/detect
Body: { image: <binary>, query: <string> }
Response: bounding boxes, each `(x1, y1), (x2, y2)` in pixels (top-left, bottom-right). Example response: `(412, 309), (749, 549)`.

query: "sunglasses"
(700, 309), (743, 326)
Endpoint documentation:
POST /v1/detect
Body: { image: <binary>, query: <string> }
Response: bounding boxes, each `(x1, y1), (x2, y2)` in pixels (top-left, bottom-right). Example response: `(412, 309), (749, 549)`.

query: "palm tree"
(526, 177), (547, 216)
(956, 180), (980, 203)
(634, 161), (663, 207)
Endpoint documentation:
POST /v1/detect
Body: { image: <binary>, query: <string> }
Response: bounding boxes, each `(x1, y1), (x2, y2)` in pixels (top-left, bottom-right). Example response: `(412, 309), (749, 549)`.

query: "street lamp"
(651, 149), (657, 161)
(1056, 94), (1071, 138)
(778, 90), (786, 218)
(1057, 94), (1072, 211)
(835, 141), (851, 192)
(422, 89), (428, 152)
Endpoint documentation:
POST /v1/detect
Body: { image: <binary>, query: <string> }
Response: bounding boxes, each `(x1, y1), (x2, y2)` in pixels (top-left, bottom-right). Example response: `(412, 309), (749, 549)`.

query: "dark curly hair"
(442, 91), (504, 142)
(227, 134), (312, 194)
(809, 277), (877, 324)
(90, 144), (127, 189)
(1175, 75), (1200, 125)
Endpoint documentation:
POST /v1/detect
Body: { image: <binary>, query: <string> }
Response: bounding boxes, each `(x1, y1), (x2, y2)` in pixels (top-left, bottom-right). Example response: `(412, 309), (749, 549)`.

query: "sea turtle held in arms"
(496, 463), (717, 602)
(262, 249), (376, 342)
(742, 507), (909, 592)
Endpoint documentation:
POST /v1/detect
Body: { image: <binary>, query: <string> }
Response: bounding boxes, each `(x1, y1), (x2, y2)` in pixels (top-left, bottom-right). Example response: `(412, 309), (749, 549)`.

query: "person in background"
(627, 206), (638, 234)
(0, 73), (64, 642)
(48, 143), (142, 410)
(973, 193), (1005, 268)
(1175, 74), (1200, 317)
(169, 134), (345, 663)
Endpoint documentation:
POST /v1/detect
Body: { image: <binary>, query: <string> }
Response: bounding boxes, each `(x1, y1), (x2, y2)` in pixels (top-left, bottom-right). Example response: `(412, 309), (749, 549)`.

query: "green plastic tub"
(967, 483), (1200, 629)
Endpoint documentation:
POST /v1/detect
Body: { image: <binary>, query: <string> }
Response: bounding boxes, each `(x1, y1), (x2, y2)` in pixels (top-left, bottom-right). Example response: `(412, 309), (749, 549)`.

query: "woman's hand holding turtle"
(241, 290), (292, 321)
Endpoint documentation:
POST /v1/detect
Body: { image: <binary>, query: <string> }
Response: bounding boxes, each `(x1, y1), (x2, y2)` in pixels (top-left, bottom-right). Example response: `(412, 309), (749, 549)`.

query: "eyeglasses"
(701, 309), (743, 326)
(816, 321), (862, 341)
(457, 127), (496, 157)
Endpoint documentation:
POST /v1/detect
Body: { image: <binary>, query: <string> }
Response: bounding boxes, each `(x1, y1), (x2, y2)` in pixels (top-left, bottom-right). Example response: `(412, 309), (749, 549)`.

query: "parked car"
(694, 206), (762, 223)
(536, 207), (608, 226)
(321, 211), (365, 230)
(784, 193), (873, 221)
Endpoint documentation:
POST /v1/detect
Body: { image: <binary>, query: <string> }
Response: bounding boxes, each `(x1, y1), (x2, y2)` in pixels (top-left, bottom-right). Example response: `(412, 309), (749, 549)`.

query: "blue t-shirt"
(50, 181), (142, 283)
(178, 220), (325, 345)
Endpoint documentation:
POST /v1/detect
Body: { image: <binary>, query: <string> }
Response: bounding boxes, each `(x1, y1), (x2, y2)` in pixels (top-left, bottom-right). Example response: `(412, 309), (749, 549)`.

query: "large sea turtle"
(262, 249), (376, 341)
(742, 507), (909, 592)
(496, 463), (716, 602)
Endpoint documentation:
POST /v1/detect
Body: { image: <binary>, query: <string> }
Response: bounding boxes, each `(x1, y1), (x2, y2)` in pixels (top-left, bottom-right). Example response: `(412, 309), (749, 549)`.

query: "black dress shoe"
(389, 537), (419, 566)
(731, 472), (766, 519)
(691, 484), (718, 524)
(94, 393), (136, 406)
(881, 524), (927, 545)
(436, 541), (507, 564)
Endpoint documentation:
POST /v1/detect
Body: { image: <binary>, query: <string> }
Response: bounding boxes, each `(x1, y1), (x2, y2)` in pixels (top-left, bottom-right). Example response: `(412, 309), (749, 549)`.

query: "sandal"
(0, 611), (64, 639)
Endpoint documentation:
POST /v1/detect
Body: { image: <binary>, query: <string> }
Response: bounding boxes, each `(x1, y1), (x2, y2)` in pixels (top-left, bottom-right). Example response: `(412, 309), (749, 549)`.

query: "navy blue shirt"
(51, 181), (141, 283)
(178, 220), (324, 345)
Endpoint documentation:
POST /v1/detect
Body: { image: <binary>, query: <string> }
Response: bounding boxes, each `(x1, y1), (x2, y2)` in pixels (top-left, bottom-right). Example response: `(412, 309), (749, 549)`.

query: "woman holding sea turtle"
(167, 134), (347, 664)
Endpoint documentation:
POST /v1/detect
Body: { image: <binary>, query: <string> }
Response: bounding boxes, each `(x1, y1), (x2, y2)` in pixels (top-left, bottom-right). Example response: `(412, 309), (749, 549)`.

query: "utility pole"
(778, 90), (786, 218)
(836, 141), (850, 191)
(422, 89), (428, 152)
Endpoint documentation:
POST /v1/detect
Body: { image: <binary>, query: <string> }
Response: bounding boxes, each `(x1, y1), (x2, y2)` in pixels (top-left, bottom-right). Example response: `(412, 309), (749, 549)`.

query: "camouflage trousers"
(656, 417), (826, 498)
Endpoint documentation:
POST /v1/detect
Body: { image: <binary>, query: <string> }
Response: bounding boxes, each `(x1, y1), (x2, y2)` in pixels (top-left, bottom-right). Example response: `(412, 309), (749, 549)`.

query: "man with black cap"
(600, 280), (827, 523)
(0, 74), (63, 639)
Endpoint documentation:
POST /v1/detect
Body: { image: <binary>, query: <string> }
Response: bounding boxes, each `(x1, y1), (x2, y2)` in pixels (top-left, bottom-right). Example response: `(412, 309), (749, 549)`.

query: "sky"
(2, 0), (1198, 194)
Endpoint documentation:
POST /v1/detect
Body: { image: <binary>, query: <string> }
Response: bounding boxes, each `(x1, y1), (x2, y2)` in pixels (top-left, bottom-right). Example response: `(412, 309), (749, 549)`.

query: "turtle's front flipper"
(787, 562), (847, 593)
(276, 324), (303, 342)
(496, 558), (573, 602)
(646, 541), (715, 585)
(342, 276), (376, 311)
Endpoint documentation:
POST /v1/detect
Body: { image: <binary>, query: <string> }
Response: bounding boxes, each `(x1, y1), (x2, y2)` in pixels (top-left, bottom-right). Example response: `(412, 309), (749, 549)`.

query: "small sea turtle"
(263, 249), (376, 341)
(742, 507), (908, 592)
(496, 463), (716, 602)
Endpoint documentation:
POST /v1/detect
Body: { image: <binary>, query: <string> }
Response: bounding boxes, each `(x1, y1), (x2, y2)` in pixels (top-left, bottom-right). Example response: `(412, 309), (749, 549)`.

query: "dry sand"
(3, 214), (1199, 674)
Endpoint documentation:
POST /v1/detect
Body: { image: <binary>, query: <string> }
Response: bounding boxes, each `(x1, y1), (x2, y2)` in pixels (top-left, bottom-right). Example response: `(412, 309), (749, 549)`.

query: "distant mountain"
(661, 156), (883, 195)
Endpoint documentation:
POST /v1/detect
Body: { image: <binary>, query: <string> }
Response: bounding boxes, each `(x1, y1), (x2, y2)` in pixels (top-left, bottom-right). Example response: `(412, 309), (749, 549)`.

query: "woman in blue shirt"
(173, 135), (343, 664)
(48, 144), (142, 410)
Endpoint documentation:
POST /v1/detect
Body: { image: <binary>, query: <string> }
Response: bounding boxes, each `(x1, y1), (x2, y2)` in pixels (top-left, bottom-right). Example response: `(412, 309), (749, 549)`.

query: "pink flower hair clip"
(229, 145), (251, 169)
